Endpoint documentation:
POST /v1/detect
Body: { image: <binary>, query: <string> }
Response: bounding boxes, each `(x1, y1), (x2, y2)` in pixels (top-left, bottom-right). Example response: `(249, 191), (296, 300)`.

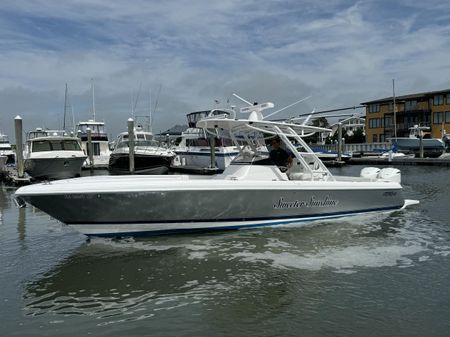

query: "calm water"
(1, 165), (450, 337)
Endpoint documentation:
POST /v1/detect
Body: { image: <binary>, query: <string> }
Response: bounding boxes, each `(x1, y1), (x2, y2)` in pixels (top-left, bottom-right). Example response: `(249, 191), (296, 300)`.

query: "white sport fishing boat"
(389, 125), (445, 157)
(0, 132), (15, 164)
(24, 128), (87, 180)
(171, 110), (240, 171)
(15, 101), (418, 237)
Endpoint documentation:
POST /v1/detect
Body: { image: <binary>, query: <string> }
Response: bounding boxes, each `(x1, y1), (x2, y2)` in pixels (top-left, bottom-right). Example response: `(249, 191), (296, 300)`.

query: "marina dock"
(349, 156), (450, 166)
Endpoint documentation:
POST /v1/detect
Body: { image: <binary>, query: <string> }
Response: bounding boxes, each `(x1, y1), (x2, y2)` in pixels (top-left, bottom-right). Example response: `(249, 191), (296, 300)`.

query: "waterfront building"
(361, 89), (450, 143)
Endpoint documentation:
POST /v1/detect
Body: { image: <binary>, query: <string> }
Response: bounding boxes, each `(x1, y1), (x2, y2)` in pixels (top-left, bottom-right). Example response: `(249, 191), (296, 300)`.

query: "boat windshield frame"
(197, 112), (335, 181)
(30, 138), (82, 152)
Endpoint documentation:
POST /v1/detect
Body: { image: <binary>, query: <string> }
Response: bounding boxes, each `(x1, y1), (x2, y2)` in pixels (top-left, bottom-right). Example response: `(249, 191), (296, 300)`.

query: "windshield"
(31, 140), (81, 152)
(117, 140), (160, 148)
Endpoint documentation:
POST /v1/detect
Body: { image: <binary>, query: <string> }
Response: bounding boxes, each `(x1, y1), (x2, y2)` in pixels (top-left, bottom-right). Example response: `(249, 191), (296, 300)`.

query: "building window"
(433, 111), (444, 124)
(405, 100), (417, 111)
(379, 134), (386, 142)
(369, 104), (380, 113)
(447, 94), (450, 105)
(372, 134), (378, 142)
(384, 116), (392, 127)
(369, 118), (383, 128)
(433, 95), (444, 106)
(446, 111), (450, 123)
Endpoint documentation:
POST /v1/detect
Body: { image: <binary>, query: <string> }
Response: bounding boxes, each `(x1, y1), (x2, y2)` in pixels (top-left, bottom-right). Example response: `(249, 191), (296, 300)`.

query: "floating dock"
(349, 157), (450, 167)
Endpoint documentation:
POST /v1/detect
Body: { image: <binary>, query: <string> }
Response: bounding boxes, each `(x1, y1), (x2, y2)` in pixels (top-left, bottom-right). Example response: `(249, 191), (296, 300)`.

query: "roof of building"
(360, 88), (450, 105)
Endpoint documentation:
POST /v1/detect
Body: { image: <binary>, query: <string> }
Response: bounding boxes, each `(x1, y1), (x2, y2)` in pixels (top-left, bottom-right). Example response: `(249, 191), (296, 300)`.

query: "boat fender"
(377, 168), (401, 183)
(360, 167), (380, 180)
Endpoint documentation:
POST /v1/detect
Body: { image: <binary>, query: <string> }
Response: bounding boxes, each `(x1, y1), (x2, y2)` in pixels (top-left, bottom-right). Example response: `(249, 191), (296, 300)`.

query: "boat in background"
(15, 99), (418, 237)
(389, 125), (445, 157)
(0, 132), (15, 164)
(171, 110), (240, 171)
(24, 128), (86, 180)
(109, 126), (175, 175)
(77, 120), (111, 168)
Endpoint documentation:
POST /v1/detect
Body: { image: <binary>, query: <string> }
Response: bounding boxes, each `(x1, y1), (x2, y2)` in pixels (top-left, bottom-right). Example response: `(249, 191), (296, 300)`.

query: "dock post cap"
(14, 115), (22, 120)
(128, 118), (134, 122)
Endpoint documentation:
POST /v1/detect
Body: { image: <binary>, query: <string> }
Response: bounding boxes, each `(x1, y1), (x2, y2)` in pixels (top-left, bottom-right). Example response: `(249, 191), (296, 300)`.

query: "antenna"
(232, 93), (253, 106)
(149, 88), (152, 132)
(63, 83), (68, 131)
(153, 84), (162, 117)
(263, 96), (311, 120)
(393, 79), (397, 138)
(133, 81), (142, 116)
(301, 108), (315, 126)
(91, 78), (96, 121)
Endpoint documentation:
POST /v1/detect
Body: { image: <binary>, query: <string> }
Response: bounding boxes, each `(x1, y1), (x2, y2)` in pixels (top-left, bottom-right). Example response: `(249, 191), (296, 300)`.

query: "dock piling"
(87, 127), (94, 172)
(14, 116), (24, 178)
(128, 118), (135, 174)
(337, 123), (342, 162)
(209, 134), (216, 169)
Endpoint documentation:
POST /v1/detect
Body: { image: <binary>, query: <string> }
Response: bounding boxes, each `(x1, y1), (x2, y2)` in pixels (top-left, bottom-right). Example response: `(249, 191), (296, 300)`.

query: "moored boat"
(0, 132), (15, 164)
(389, 125), (445, 157)
(171, 110), (240, 171)
(77, 120), (111, 168)
(23, 129), (87, 180)
(109, 126), (175, 175)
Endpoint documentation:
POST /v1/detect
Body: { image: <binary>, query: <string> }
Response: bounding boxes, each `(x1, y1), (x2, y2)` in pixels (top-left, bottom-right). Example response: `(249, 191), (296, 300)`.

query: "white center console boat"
(15, 102), (418, 237)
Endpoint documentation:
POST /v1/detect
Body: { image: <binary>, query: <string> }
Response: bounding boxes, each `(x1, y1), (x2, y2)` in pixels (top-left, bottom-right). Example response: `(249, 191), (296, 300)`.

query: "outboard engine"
(377, 167), (401, 183)
(360, 167), (381, 180)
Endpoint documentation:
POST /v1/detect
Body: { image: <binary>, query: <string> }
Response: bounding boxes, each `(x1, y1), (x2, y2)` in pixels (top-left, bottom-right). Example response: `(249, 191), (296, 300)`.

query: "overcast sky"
(1, 0), (450, 140)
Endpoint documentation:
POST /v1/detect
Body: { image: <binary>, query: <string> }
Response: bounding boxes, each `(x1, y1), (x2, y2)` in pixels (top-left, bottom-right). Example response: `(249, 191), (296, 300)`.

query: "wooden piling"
(14, 116), (24, 178)
(87, 127), (94, 172)
(128, 118), (135, 174)
(209, 134), (216, 169)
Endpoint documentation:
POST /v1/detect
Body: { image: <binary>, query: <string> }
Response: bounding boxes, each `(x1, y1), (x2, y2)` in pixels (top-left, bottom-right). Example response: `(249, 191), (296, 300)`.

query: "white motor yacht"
(109, 126), (175, 175)
(172, 110), (240, 171)
(15, 102), (418, 237)
(0, 132), (15, 164)
(23, 128), (87, 180)
(77, 120), (111, 168)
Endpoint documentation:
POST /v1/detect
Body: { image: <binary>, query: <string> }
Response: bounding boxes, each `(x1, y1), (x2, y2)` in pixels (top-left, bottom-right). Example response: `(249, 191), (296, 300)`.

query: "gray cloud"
(1, 0), (450, 142)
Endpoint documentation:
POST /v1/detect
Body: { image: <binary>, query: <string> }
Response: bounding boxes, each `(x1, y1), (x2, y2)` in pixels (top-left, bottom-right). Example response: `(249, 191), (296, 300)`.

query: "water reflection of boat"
(16, 101), (418, 237)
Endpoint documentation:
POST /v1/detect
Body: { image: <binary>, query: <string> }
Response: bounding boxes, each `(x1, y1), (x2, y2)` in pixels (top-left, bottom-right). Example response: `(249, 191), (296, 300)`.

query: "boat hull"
(24, 157), (87, 180)
(17, 182), (405, 236)
(392, 137), (444, 149)
(108, 153), (172, 175)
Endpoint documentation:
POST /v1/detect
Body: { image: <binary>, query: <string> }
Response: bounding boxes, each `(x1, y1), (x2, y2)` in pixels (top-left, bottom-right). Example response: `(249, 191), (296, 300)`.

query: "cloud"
(1, 0), (450, 141)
